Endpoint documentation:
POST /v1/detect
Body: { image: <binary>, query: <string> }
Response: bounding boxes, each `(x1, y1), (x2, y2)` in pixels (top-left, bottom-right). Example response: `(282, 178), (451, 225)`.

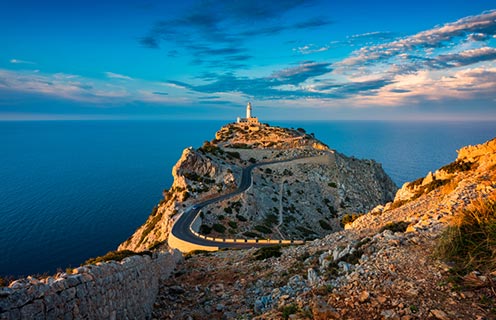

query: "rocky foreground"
(120, 122), (396, 251)
(152, 138), (496, 319)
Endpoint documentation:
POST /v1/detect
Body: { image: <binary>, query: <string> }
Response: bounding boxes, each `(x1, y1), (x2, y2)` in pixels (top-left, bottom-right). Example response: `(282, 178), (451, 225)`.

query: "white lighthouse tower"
(246, 102), (252, 118)
(236, 102), (259, 124)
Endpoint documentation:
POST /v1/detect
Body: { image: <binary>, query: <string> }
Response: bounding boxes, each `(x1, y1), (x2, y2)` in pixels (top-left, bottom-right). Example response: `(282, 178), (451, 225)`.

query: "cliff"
(119, 122), (397, 251)
(152, 137), (496, 319)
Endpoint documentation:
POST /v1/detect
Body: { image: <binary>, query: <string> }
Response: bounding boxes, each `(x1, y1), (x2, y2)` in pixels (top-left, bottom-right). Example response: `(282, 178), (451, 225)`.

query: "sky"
(1, 0), (495, 120)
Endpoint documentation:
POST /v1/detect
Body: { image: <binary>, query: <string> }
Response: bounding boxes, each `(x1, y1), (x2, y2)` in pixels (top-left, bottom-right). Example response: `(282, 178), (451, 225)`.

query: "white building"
(237, 102), (259, 124)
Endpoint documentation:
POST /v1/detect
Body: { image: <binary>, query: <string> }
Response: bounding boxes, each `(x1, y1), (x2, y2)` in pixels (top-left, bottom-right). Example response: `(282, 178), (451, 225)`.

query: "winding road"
(169, 156), (316, 250)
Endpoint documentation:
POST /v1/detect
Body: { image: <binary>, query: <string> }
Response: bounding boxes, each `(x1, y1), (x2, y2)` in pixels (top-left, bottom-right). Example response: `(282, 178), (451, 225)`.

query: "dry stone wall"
(0, 250), (182, 320)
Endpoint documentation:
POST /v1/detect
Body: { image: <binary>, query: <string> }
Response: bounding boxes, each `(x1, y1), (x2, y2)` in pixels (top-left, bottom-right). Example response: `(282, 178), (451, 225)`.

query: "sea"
(0, 120), (494, 277)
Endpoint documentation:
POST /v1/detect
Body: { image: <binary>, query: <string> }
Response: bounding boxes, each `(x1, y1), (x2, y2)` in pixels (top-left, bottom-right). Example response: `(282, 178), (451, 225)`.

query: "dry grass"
(437, 192), (496, 275)
(440, 177), (459, 195)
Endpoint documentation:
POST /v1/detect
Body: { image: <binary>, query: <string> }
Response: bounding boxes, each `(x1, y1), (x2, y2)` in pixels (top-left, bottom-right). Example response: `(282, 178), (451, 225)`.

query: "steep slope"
(152, 138), (496, 319)
(119, 122), (397, 251)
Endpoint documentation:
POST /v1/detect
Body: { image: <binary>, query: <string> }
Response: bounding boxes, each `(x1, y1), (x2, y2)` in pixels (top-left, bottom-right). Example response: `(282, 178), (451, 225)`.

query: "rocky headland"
(119, 122), (397, 252)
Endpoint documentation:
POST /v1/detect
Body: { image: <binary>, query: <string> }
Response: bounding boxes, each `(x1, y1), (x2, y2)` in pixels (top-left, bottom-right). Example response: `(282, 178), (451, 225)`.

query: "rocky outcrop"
(0, 250), (182, 320)
(152, 137), (496, 319)
(119, 122), (397, 251)
(118, 146), (241, 252)
(394, 137), (496, 204)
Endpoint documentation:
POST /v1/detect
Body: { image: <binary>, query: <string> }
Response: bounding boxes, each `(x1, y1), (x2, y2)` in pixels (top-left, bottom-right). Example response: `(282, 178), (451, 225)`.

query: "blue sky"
(1, 0), (495, 120)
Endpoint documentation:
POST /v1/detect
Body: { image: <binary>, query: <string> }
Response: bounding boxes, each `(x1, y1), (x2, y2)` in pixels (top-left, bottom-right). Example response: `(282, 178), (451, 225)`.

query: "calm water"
(0, 120), (494, 276)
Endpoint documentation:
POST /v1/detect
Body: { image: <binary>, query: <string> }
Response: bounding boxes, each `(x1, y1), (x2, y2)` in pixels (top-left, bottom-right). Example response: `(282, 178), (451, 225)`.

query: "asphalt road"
(170, 156), (312, 249)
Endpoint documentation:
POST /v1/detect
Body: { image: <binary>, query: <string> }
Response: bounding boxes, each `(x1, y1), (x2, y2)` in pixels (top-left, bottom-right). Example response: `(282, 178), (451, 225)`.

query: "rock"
(337, 261), (352, 273)
(168, 285), (186, 294)
(307, 269), (320, 287)
(358, 290), (370, 303)
(216, 304), (224, 311)
(430, 309), (449, 320)
(381, 309), (397, 319)
(311, 298), (340, 320)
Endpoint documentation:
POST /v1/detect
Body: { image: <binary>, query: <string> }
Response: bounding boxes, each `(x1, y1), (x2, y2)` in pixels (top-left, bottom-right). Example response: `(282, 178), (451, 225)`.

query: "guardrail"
(188, 209), (305, 246)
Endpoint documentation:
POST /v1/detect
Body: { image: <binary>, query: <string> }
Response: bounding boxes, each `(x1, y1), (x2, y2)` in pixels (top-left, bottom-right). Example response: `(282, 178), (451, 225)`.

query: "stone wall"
(0, 250), (182, 320)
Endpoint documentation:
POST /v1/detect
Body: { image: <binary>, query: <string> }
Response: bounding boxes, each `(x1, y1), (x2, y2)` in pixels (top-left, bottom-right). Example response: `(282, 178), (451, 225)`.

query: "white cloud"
(9, 59), (35, 65)
(104, 72), (133, 80)
(293, 44), (329, 55)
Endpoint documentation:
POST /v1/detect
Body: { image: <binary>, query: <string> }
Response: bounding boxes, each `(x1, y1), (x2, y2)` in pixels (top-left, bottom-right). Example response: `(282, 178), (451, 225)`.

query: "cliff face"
(119, 122), (397, 251)
(118, 147), (242, 252)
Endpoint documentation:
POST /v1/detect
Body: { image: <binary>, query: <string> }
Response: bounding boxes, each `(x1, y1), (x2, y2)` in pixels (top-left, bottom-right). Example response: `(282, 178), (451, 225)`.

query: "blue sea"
(0, 120), (494, 277)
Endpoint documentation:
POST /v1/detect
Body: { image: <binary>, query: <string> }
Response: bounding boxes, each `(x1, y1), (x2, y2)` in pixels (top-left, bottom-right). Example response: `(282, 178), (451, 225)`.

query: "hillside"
(119, 122), (397, 252)
(152, 138), (496, 319)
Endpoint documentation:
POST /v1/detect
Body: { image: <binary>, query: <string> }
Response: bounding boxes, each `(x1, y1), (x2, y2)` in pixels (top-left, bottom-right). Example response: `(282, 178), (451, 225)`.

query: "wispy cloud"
(104, 72), (133, 80)
(293, 44), (329, 55)
(0, 69), (183, 104)
(140, 0), (329, 70)
(10, 59), (35, 65)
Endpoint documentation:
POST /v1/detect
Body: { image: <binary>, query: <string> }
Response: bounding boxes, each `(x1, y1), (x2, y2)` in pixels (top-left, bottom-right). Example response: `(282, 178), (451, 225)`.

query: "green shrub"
(236, 214), (248, 222)
(139, 210), (164, 244)
(228, 221), (237, 229)
(199, 224), (212, 234)
(296, 226), (316, 238)
(254, 225), (272, 234)
(249, 157), (257, 163)
(199, 142), (222, 155)
(84, 250), (150, 266)
(212, 223), (226, 233)
(254, 245), (282, 260)
(328, 182), (337, 188)
(281, 304), (299, 320)
(264, 213), (279, 227)
(243, 231), (261, 238)
(283, 169), (293, 176)
(440, 159), (475, 174)
(436, 195), (496, 274)
(148, 240), (166, 251)
(379, 221), (410, 233)
(226, 151), (241, 159)
(319, 219), (333, 230)
(340, 213), (360, 227)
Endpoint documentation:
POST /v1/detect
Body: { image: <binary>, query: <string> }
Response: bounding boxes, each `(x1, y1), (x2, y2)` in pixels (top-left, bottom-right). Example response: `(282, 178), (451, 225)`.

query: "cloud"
(104, 72), (133, 80)
(347, 67), (496, 107)
(166, 61), (336, 100)
(431, 47), (496, 68)
(340, 10), (496, 68)
(293, 44), (329, 55)
(198, 100), (233, 105)
(0, 69), (182, 105)
(10, 59), (35, 65)
(139, 0), (328, 69)
(270, 61), (332, 85)
(348, 31), (393, 40)
(139, 36), (159, 49)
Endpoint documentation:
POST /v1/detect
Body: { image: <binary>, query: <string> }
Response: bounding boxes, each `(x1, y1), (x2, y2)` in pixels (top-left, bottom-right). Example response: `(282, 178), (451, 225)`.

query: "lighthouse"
(236, 102), (259, 124)
(246, 102), (252, 118)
